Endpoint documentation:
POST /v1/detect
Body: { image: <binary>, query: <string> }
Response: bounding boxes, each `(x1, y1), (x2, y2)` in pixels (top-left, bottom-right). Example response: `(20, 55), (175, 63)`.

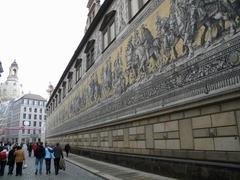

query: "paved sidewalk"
(65, 153), (177, 180)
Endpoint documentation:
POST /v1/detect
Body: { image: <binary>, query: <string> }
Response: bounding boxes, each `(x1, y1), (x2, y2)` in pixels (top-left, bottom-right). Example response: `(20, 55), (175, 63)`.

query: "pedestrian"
(64, 144), (71, 157)
(7, 146), (17, 175)
(0, 146), (8, 176)
(45, 143), (54, 175)
(14, 145), (25, 176)
(27, 143), (33, 157)
(53, 143), (63, 175)
(34, 142), (45, 175)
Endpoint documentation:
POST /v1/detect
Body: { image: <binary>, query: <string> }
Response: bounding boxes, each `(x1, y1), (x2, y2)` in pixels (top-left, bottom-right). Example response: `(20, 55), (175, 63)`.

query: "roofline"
(47, 0), (113, 106)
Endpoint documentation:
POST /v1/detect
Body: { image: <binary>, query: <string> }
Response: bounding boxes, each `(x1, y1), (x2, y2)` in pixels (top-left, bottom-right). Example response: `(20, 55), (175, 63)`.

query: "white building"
(5, 94), (47, 144)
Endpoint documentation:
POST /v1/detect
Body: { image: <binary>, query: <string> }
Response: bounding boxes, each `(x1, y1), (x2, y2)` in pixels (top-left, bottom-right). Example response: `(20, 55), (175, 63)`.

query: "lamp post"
(0, 61), (3, 77)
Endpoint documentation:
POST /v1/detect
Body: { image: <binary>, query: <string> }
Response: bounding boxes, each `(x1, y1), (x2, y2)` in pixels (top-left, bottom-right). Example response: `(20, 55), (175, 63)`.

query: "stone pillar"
(179, 119), (194, 149)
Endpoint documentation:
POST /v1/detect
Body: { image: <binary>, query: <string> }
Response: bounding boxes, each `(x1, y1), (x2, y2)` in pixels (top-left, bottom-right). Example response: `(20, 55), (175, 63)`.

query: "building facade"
(46, 0), (240, 179)
(5, 94), (47, 144)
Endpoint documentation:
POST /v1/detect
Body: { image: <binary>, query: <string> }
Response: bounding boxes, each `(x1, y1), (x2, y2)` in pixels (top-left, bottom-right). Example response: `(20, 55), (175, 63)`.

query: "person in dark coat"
(34, 142), (45, 175)
(64, 144), (71, 157)
(27, 143), (33, 157)
(7, 146), (16, 175)
(53, 143), (63, 175)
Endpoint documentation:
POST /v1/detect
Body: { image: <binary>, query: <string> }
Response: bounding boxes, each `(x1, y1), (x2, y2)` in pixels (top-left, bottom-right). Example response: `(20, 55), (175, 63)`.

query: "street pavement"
(0, 145), (177, 180)
(0, 146), (102, 180)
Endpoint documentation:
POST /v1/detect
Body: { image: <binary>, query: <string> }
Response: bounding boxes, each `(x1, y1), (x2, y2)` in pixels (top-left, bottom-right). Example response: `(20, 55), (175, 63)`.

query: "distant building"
(0, 60), (24, 103)
(5, 93), (47, 144)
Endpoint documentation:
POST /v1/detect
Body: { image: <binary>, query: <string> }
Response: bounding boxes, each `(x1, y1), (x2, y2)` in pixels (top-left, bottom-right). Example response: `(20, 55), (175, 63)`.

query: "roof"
(21, 93), (46, 101)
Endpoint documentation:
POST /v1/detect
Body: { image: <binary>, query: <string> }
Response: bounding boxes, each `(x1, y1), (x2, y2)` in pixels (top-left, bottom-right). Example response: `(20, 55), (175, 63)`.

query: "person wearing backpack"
(0, 146), (8, 176)
(34, 142), (45, 175)
(44, 143), (54, 174)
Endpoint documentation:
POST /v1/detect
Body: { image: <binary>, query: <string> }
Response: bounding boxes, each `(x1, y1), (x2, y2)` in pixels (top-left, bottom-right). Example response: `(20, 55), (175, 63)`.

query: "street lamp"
(0, 61), (3, 77)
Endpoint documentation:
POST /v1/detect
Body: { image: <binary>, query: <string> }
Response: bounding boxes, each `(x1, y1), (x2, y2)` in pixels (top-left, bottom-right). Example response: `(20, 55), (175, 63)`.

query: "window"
(55, 95), (58, 107)
(39, 122), (42, 127)
(28, 114), (31, 119)
(129, 0), (149, 19)
(24, 107), (26, 112)
(29, 108), (32, 112)
(22, 129), (25, 134)
(39, 115), (42, 120)
(67, 72), (73, 91)
(33, 130), (36, 134)
(85, 40), (95, 71)
(39, 130), (41, 134)
(23, 113), (26, 119)
(100, 11), (116, 50)
(34, 114), (37, 120)
(28, 130), (30, 134)
(34, 108), (37, 113)
(34, 121), (36, 127)
(62, 82), (66, 98)
(44, 115), (46, 120)
(40, 108), (42, 113)
(75, 59), (82, 83)
(58, 89), (62, 103)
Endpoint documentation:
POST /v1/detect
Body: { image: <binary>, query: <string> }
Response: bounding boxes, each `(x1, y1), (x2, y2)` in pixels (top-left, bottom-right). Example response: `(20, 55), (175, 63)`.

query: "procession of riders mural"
(48, 0), (240, 132)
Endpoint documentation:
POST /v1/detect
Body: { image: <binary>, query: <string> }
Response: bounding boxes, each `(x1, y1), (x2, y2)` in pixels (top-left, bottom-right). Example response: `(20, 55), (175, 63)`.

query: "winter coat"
(14, 149), (25, 163)
(7, 149), (15, 165)
(53, 146), (63, 159)
(35, 145), (45, 159)
(45, 147), (54, 159)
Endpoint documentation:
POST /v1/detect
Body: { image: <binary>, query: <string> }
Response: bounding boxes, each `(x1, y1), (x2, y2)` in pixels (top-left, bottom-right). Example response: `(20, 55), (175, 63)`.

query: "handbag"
(23, 163), (28, 169)
(59, 157), (65, 171)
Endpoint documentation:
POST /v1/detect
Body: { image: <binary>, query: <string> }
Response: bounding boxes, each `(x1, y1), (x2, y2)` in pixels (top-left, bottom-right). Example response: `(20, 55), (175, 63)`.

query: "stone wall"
(47, 93), (240, 164)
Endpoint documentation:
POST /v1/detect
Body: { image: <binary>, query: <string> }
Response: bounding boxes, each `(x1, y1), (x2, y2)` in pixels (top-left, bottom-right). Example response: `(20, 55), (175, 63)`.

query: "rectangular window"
(110, 22), (115, 42)
(28, 114), (31, 119)
(40, 108), (42, 113)
(23, 113), (26, 119)
(28, 130), (30, 134)
(33, 130), (36, 134)
(75, 59), (82, 83)
(58, 89), (62, 103)
(34, 121), (36, 127)
(24, 107), (26, 112)
(39, 115), (42, 120)
(129, 0), (149, 19)
(103, 30), (108, 49)
(34, 114), (37, 120)
(39, 122), (42, 127)
(34, 108), (37, 113)
(130, 0), (139, 18)
(62, 82), (66, 98)
(22, 129), (25, 134)
(44, 115), (46, 120)
(86, 43), (95, 71)
(29, 108), (32, 112)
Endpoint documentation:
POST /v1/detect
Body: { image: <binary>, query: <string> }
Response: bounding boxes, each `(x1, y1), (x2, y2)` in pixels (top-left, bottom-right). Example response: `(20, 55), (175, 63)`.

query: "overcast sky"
(0, 0), (94, 100)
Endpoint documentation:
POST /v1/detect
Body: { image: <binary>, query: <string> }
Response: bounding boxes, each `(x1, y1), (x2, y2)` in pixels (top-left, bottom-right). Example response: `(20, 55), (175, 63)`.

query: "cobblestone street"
(0, 147), (102, 180)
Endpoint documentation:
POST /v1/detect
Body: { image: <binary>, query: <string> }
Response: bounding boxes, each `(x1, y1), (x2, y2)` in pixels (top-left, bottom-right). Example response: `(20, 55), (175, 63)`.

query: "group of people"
(0, 143), (25, 176)
(0, 141), (71, 176)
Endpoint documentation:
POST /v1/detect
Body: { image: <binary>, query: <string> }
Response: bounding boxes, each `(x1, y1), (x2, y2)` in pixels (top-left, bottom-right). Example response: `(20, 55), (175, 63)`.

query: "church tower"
(7, 60), (18, 81)
(0, 60), (23, 103)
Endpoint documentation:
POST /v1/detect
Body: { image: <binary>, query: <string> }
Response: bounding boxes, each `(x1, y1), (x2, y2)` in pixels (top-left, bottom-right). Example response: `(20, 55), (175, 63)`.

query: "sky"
(0, 0), (94, 100)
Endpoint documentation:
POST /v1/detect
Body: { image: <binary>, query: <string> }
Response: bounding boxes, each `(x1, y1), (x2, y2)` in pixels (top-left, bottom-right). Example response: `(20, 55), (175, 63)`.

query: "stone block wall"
(48, 96), (240, 163)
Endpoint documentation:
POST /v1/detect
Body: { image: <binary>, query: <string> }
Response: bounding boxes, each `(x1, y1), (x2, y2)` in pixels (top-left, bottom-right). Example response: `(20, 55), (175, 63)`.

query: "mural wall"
(47, 0), (240, 135)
